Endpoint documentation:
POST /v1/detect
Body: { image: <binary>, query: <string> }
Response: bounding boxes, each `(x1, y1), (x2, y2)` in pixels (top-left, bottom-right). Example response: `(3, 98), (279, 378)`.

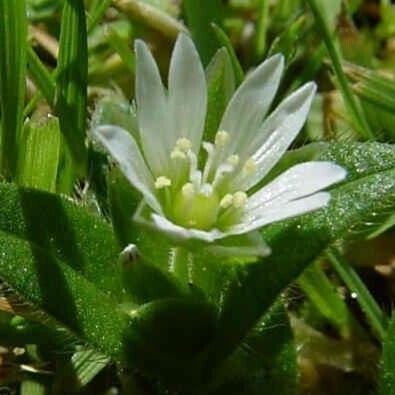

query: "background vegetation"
(1, 0), (395, 394)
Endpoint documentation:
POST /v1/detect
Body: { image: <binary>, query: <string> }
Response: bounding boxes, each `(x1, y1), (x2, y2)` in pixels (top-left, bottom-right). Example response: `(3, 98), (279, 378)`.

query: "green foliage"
(2, 1), (395, 393)
(379, 311), (395, 395)
(183, 0), (223, 65)
(17, 116), (61, 192)
(0, 0), (27, 179)
(56, 0), (88, 176)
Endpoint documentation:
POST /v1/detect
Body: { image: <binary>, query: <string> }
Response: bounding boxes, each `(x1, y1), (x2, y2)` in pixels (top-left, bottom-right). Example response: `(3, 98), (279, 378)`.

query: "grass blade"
(56, 0), (88, 176)
(16, 116), (61, 192)
(183, 0), (223, 65)
(306, 0), (375, 140)
(0, 0), (27, 179)
(327, 247), (388, 341)
(379, 311), (395, 395)
(27, 46), (56, 107)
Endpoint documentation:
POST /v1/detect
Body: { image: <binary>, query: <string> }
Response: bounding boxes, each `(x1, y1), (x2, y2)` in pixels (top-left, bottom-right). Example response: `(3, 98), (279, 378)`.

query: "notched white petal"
(168, 33), (207, 152)
(151, 214), (225, 243)
(238, 82), (317, 191)
(246, 161), (347, 212)
(135, 39), (171, 175)
(230, 191), (331, 235)
(93, 125), (162, 214)
(218, 54), (285, 160)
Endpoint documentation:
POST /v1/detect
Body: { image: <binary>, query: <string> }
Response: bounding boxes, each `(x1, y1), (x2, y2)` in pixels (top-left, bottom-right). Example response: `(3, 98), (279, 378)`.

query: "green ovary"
(172, 189), (220, 230)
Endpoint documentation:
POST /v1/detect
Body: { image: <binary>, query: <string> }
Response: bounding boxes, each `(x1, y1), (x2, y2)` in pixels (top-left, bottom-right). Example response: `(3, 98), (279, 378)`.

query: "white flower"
(93, 34), (346, 252)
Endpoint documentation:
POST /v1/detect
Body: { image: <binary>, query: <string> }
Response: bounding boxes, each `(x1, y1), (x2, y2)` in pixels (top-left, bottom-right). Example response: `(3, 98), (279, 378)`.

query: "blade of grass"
(299, 261), (351, 338)
(327, 247), (388, 341)
(87, 0), (113, 33)
(27, 46), (56, 106)
(212, 23), (244, 85)
(105, 26), (135, 73)
(56, 0), (88, 176)
(255, 0), (270, 59)
(306, 0), (375, 140)
(0, 0), (27, 179)
(16, 116), (61, 192)
(183, 0), (223, 65)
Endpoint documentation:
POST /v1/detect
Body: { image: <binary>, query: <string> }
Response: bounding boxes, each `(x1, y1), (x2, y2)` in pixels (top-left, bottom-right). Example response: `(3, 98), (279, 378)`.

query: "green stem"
(306, 0), (375, 141)
(171, 246), (191, 285)
(327, 247), (388, 341)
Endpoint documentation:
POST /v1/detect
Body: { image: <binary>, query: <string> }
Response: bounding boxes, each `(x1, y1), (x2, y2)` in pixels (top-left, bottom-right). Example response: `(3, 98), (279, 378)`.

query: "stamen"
(212, 163), (234, 188)
(200, 183), (213, 197)
(202, 142), (215, 183)
(227, 154), (240, 166)
(233, 191), (248, 208)
(220, 194), (233, 209)
(170, 149), (187, 160)
(182, 183), (195, 199)
(187, 150), (202, 188)
(243, 158), (257, 175)
(155, 176), (172, 189)
(215, 130), (230, 146)
(176, 137), (192, 153)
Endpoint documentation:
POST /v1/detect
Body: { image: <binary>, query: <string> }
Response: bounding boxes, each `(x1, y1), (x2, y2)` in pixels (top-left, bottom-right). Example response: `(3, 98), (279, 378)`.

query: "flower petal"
(235, 82), (317, 191)
(229, 192), (330, 235)
(217, 54), (284, 159)
(168, 33), (207, 152)
(135, 40), (171, 176)
(229, 160), (346, 234)
(245, 161), (347, 214)
(93, 125), (162, 214)
(151, 214), (224, 242)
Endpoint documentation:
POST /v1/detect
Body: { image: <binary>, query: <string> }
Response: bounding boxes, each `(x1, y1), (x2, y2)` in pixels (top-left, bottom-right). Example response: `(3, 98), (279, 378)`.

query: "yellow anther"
(243, 158), (257, 174)
(155, 176), (172, 189)
(175, 137), (192, 153)
(219, 194), (234, 209)
(170, 149), (186, 160)
(181, 183), (195, 199)
(215, 130), (230, 146)
(227, 154), (240, 166)
(233, 191), (248, 208)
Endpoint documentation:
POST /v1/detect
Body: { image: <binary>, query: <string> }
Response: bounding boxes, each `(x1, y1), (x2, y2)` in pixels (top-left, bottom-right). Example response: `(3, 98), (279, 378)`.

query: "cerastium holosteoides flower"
(93, 34), (346, 255)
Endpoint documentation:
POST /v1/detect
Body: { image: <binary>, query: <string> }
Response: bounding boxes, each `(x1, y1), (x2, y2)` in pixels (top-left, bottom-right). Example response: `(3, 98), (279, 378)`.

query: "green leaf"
(27, 46), (56, 107)
(379, 311), (395, 395)
(212, 23), (244, 85)
(106, 26), (136, 73)
(16, 116), (61, 193)
(204, 141), (395, 372)
(52, 348), (110, 393)
(255, 0), (270, 58)
(299, 261), (351, 337)
(20, 380), (46, 395)
(204, 48), (235, 142)
(327, 248), (388, 341)
(0, 183), (122, 299)
(87, 0), (112, 32)
(183, 0), (223, 65)
(306, 0), (374, 140)
(211, 302), (298, 395)
(0, 0), (27, 179)
(0, 182), (216, 387)
(56, 0), (88, 176)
